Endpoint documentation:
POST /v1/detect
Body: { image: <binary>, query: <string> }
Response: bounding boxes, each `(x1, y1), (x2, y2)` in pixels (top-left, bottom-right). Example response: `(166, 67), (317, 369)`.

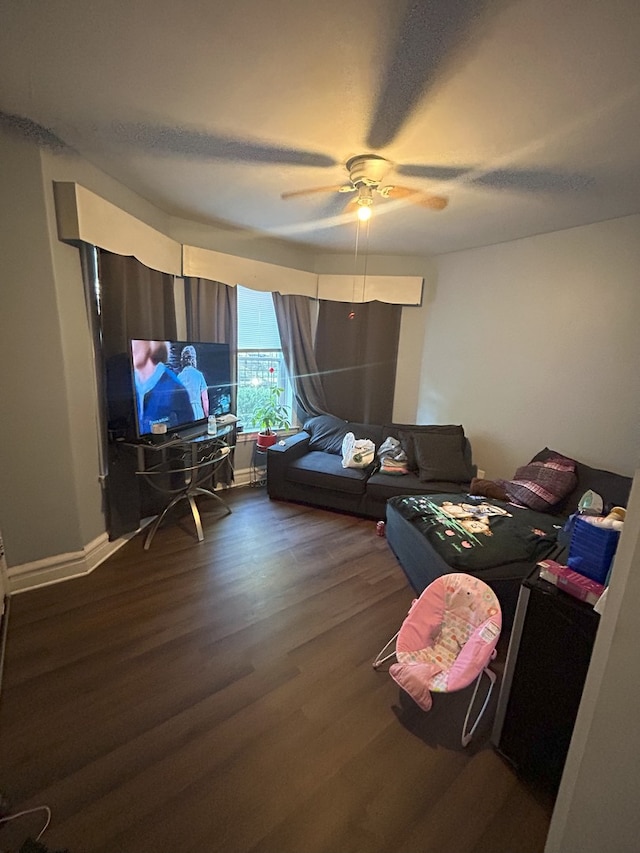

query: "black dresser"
(492, 568), (600, 795)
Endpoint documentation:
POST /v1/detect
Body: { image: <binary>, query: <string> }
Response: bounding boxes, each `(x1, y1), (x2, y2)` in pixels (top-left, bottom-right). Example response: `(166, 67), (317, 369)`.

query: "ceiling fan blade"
(412, 193), (449, 211)
(366, 0), (496, 149)
(471, 168), (595, 192)
(385, 185), (448, 210)
(398, 163), (593, 192)
(397, 164), (468, 181)
(281, 185), (347, 200)
(103, 120), (338, 167)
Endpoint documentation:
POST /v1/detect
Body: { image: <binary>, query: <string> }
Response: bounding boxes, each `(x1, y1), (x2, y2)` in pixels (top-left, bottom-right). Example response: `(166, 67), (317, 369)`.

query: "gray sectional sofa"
(266, 414), (476, 520)
(268, 419), (634, 630)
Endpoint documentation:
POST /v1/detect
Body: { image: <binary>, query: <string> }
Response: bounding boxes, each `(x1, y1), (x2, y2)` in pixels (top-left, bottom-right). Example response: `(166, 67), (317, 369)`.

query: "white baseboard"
(233, 466), (253, 488)
(7, 525), (147, 595)
(6, 472), (261, 595)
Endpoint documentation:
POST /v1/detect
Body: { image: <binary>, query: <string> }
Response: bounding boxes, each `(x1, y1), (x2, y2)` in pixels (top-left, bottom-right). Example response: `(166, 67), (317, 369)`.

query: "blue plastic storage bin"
(567, 516), (620, 584)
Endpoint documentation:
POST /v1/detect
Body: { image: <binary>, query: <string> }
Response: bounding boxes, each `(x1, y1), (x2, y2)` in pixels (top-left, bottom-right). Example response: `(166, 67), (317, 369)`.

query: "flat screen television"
(128, 339), (232, 439)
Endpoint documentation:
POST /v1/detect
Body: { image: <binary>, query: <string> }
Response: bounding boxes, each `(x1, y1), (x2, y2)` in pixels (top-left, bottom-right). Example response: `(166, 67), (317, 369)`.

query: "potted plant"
(253, 385), (291, 449)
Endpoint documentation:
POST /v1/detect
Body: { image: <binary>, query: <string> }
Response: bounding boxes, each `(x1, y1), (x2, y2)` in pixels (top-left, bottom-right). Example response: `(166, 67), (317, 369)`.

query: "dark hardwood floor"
(0, 487), (553, 852)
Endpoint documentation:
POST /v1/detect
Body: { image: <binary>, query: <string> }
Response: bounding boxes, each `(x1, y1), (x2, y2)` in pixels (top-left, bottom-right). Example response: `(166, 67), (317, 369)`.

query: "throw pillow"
(303, 414), (349, 455)
(394, 424), (465, 472)
(503, 454), (578, 512)
(413, 432), (474, 483)
(530, 447), (632, 514)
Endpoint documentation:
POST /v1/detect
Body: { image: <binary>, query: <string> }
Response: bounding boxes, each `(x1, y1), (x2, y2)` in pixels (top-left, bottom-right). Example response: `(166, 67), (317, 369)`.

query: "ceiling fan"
(281, 154), (448, 220)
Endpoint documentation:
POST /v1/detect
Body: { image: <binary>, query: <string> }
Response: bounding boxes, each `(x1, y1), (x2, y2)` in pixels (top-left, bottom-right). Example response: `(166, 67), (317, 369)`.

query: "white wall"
(394, 265), (438, 423)
(0, 139), (181, 570)
(417, 217), (640, 478)
(0, 134), (90, 566)
(37, 148), (191, 553)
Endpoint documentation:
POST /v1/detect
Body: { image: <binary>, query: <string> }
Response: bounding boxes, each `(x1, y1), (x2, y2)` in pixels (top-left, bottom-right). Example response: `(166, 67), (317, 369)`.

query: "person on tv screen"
(178, 345), (209, 420)
(131, 339), (193, 435)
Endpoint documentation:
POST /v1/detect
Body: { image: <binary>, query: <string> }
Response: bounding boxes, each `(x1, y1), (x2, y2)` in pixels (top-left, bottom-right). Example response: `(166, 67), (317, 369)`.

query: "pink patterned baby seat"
(374, 573), (502, 746)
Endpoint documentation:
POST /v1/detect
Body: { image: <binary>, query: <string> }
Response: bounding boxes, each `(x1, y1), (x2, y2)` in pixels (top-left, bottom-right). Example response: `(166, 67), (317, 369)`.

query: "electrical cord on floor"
(0, 804), (51, 840)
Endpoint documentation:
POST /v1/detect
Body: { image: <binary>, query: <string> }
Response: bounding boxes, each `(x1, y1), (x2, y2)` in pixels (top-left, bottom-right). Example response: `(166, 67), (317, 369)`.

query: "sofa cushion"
(346, 421), (384, 447)
(366, 470), (468, 503)
(384, 424), (465, 472)
(286, 450), (369, 494)
(412, 432), (475, 483)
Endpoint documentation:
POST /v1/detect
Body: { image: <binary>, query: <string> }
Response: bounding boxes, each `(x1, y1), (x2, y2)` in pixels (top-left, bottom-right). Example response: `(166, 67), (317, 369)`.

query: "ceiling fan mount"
(280, 153), (448, 212)
(342, 154), (391, 190)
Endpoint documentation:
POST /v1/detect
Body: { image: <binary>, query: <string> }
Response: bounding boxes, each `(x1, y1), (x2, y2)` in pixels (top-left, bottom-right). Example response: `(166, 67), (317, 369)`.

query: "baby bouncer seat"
(373, 573), (502, 746)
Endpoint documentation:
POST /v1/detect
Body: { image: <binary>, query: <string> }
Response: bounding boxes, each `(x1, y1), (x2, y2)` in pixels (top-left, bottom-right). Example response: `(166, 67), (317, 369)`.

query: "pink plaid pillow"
(502, 454), (577, 512)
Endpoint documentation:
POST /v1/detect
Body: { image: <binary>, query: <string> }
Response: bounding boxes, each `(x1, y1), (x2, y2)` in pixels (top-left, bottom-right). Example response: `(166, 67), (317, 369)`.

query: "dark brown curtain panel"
(98, 249), (180, 440)
(97, 250), (180, 537)
(184, 276), (238, 486)
(184, 277), (237, 345)
(184, 277), (238, 413)
(314, 300), (402, 424)
(272, 291), (328, 421)
(98, 250), (178, 358)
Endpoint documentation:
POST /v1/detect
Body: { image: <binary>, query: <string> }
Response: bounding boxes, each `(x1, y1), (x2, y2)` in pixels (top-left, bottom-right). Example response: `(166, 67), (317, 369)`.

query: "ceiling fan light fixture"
(356, 185), (373, 220)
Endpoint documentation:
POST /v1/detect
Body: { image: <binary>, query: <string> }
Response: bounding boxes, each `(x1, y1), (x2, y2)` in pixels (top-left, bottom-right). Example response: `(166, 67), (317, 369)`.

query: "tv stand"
(128, 424), (235, 549)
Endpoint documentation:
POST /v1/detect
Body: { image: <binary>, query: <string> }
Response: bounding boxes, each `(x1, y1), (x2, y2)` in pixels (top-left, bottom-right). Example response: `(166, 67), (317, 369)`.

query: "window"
(236, 286), (294, 432)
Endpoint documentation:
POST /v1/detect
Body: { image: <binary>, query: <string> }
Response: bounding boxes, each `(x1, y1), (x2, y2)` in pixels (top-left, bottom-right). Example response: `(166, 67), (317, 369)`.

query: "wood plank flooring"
(0, 487), (553, 852)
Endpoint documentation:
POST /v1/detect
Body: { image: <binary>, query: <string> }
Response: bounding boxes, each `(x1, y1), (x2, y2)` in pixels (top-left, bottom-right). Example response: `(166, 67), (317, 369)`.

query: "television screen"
(129, 339), (232, 439)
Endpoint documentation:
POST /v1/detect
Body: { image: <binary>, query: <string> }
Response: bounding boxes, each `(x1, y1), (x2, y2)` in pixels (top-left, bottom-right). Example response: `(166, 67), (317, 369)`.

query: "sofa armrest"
(266, 431), (311, 498)
(268, 430), (310, 459)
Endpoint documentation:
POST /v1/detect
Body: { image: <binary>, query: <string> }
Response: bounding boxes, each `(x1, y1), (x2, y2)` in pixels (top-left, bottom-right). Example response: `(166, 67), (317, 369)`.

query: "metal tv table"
(129, 424), (235, 550)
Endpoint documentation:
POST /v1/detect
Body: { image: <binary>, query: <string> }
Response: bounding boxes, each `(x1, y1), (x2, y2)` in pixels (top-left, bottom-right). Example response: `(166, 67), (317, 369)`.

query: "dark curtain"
(314, 300), (402, 424)
(98, 250), (180, 537)
(184, 277), (238, 486)
(99, 250), (178, 358)
(185, 277), (236, 342)
(184, 277), (238, 412)
(272, 291), (328, 422)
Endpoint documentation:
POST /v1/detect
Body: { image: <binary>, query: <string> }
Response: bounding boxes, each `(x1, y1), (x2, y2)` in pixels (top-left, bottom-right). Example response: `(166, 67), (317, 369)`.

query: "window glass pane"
(237, 286), (282, 349)
(236, 286), (295, 432)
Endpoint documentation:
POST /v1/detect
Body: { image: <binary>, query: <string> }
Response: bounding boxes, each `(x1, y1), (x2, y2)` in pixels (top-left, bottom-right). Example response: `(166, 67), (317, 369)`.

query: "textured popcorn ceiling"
(1, 0), (639, 255)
